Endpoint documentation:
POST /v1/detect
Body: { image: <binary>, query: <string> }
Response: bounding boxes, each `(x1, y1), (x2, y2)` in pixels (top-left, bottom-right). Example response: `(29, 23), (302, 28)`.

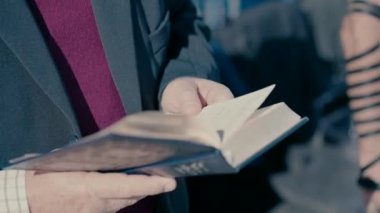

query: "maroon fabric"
(32, 0), (156, 212)
(34, 0), (126, 130)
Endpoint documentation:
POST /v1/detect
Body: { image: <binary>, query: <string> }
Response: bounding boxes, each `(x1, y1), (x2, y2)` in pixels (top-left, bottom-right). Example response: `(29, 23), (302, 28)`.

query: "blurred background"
(185, 0), (366, 212)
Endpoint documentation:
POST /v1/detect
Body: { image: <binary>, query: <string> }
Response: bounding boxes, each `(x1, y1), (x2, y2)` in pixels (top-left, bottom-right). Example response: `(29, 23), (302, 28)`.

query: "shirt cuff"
(0, 170), (30, 213)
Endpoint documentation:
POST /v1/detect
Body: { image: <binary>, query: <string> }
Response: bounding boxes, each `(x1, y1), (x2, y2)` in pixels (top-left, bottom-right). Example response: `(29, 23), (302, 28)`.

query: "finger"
(166, 80), (202, 115)
(161, 79), (202, 115)
(196, 79), (234, 105)
(205, 84), (234, 104)
(85, 173), (176, 199)
(178, 83), (203, 115)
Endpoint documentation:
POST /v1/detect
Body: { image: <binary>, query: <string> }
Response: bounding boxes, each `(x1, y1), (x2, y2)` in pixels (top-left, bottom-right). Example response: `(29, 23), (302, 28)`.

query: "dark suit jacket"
(0, 0), (219, 212)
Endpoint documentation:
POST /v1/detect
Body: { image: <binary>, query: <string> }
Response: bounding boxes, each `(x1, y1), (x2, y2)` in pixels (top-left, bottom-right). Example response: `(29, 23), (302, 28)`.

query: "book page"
(196, 85), (275, 142)
(107, 112), (220, 147)
(222, 103), (302, 168)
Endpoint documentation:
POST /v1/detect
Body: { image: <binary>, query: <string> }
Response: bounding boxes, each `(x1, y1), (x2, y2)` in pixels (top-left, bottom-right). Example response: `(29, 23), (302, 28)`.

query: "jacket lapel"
(0, 0), (154, 125)
(91, 0), (145, 113)
(0, 0), (80, 134)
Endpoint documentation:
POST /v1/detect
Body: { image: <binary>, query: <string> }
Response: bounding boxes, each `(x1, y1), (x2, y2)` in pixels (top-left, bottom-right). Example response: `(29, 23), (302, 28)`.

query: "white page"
(196, 85), (275, 142)
(223, 103), (301, 168)
(108, 112), (220, 147)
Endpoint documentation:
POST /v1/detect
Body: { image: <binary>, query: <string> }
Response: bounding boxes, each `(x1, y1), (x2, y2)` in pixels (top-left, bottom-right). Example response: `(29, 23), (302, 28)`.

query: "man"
(0, 0), (233, 212)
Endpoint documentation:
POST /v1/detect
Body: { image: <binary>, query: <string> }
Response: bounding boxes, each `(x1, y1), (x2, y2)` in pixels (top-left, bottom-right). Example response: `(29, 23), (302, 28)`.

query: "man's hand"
(26, 171), (176, 213)
(161, 77), (234, 115)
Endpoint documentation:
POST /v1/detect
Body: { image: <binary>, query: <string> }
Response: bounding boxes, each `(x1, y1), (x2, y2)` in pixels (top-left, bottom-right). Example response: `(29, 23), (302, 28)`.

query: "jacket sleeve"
(158, 0), (220, 100)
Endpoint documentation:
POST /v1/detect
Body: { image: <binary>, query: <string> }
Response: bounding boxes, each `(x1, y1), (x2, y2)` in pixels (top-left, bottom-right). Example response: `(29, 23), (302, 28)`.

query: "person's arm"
(340, 0), (380, 211)
(159, 0), (233, 115)
(0, 170), (29, 213)
(158, 0), (220, 99)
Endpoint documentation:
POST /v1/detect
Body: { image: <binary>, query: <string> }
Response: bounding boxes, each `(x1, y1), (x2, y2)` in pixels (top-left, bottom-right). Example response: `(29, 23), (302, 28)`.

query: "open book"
(5, 85), (307, 177)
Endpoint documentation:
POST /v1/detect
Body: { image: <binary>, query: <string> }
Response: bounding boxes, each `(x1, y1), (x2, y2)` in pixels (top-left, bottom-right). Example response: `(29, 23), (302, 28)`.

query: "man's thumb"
(178, 84), (202, 115)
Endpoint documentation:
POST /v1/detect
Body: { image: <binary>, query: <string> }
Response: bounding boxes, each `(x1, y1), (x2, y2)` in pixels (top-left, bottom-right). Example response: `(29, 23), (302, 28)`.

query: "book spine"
(132, 151), (237, 177)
